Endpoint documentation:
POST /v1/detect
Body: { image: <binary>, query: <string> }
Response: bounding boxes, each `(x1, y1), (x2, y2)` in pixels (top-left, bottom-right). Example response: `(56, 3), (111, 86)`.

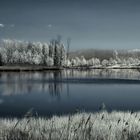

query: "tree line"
(0, 39), (140, 67)
(0, 39), (66, 66)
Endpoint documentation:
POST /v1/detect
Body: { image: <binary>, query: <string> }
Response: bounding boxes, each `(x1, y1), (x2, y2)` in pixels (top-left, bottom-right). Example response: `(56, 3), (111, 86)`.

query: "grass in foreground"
(0, 111), (140, 140)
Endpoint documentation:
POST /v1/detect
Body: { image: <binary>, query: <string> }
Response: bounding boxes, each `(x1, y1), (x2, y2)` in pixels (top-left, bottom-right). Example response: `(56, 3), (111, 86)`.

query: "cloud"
(0, 23), (15, 28)
(10, 24), (15, 28)
(48, 24), (52, 28)
(0, 23), (4, 28)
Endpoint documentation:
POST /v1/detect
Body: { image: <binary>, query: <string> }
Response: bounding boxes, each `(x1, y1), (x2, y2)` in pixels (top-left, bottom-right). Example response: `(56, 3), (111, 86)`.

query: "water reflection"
(48, 71), (62, 99)
(0, 72), (62, 99)
(0, 69), (140, 97)
(0, 69), (140, 117)
(64, 69), (140, 80)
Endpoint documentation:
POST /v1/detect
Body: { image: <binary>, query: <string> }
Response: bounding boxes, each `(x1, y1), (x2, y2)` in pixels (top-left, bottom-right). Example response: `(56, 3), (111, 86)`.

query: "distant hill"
(70, 49), (115, 60)
(69, 49), (140, 60)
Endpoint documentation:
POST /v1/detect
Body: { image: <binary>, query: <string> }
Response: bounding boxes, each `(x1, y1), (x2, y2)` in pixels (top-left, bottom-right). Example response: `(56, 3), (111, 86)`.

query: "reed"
(0, 111), (140, 140)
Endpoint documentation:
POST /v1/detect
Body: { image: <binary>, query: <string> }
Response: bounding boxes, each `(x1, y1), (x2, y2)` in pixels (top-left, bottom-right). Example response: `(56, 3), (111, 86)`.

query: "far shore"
(0, 65), (139, 72)
(0, 66), (63, 71)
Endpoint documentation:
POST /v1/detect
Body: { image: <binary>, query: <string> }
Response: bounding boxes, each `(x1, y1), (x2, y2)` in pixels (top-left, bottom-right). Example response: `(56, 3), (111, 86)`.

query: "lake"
(0, 69), (140, 118)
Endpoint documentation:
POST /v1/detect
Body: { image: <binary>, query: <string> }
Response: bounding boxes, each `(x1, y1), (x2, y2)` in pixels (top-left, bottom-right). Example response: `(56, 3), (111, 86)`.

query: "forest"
(0, 39), (140, 68)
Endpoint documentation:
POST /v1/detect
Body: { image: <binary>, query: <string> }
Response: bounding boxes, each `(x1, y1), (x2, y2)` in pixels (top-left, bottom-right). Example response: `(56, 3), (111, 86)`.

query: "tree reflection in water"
(48, 71), (62, 99)
(0, 69), (140, 98)
(0, 71), (64, 99)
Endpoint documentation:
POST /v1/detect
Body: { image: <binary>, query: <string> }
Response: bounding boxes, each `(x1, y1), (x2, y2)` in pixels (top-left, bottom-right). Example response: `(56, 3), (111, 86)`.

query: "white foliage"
(109, 57), (117, 66)
(94, 58), (100, 65)
(65, 59), (71, 66)
(102, 59), (109, 67)
(74, 57), (81, 66)
(0, 39), (66, 66)
(47, 57), (54, 66)
(1, 39), (140, 67)
(80, 56), (87, 66)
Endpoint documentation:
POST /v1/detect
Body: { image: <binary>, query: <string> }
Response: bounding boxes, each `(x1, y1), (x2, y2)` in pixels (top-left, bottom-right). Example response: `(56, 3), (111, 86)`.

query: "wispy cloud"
(0, 23), (4, 28)
(10, 24), (15, 28)
(48, 24), (52, 28)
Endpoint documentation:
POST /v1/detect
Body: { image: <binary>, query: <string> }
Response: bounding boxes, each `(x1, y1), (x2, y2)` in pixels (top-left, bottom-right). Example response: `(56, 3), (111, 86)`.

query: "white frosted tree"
(47, 57), (54, 66)
(65, 59), (71, 67)
(59, 44), (66, 66)
(80, 56), (87, 66)
(109, 58), (117, 66)
(94, 58), (100, 66)
(102, 59), (109, 67)
(42, 43), (49, 65)
(71, 58), (76, 67)
(75, 57), (81, 66)
(0, 39), (67, 66)
(54, 43), (60, 66)
(87, 58), (95, 66)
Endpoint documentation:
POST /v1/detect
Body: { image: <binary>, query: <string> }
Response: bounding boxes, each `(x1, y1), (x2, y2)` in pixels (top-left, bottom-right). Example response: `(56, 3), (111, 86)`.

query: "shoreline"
(0, 66), (139, 71)
(0, 66), (63, 71)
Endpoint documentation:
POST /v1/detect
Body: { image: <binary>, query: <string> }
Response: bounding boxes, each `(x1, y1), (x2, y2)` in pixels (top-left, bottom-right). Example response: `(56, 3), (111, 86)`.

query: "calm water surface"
(0, 69), (140, 118)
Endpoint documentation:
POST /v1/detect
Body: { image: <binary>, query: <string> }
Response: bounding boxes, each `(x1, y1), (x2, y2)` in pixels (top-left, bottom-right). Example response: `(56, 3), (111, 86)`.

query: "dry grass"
(0, 111), (140, 140)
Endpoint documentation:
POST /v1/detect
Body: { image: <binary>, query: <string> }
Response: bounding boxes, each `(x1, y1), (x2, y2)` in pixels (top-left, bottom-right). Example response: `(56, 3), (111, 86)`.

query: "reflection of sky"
(0, 99), (4, 104)
(0, 0), (140, 50)
(0, 70), (140, 117)
(0, 70), (140, 96)
(1, 83), (140, 118)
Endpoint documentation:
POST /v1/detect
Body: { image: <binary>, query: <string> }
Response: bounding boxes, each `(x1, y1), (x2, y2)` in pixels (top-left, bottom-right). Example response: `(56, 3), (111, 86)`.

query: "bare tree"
(67, 38), (71, 60)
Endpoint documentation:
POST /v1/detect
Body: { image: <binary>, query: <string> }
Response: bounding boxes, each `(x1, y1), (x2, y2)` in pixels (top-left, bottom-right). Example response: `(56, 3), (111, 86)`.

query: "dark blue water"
(0, 69), (140, 118)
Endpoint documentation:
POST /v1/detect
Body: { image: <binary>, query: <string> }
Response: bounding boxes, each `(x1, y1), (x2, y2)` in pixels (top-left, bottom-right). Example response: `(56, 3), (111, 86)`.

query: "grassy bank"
(0, 66), (140, 72)
(0, 66), (63, 71)
(0, 111), (140, 140)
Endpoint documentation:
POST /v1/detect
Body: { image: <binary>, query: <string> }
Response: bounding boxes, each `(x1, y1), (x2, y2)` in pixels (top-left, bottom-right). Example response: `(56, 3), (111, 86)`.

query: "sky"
(0, 0), (140, 50)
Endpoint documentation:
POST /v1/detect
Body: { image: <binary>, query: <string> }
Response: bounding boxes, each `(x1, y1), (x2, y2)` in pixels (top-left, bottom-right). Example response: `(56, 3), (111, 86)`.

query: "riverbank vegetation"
(0, 111), (140, 140)
(0, 39), (66, 67)
(0, 39), (140, 69)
